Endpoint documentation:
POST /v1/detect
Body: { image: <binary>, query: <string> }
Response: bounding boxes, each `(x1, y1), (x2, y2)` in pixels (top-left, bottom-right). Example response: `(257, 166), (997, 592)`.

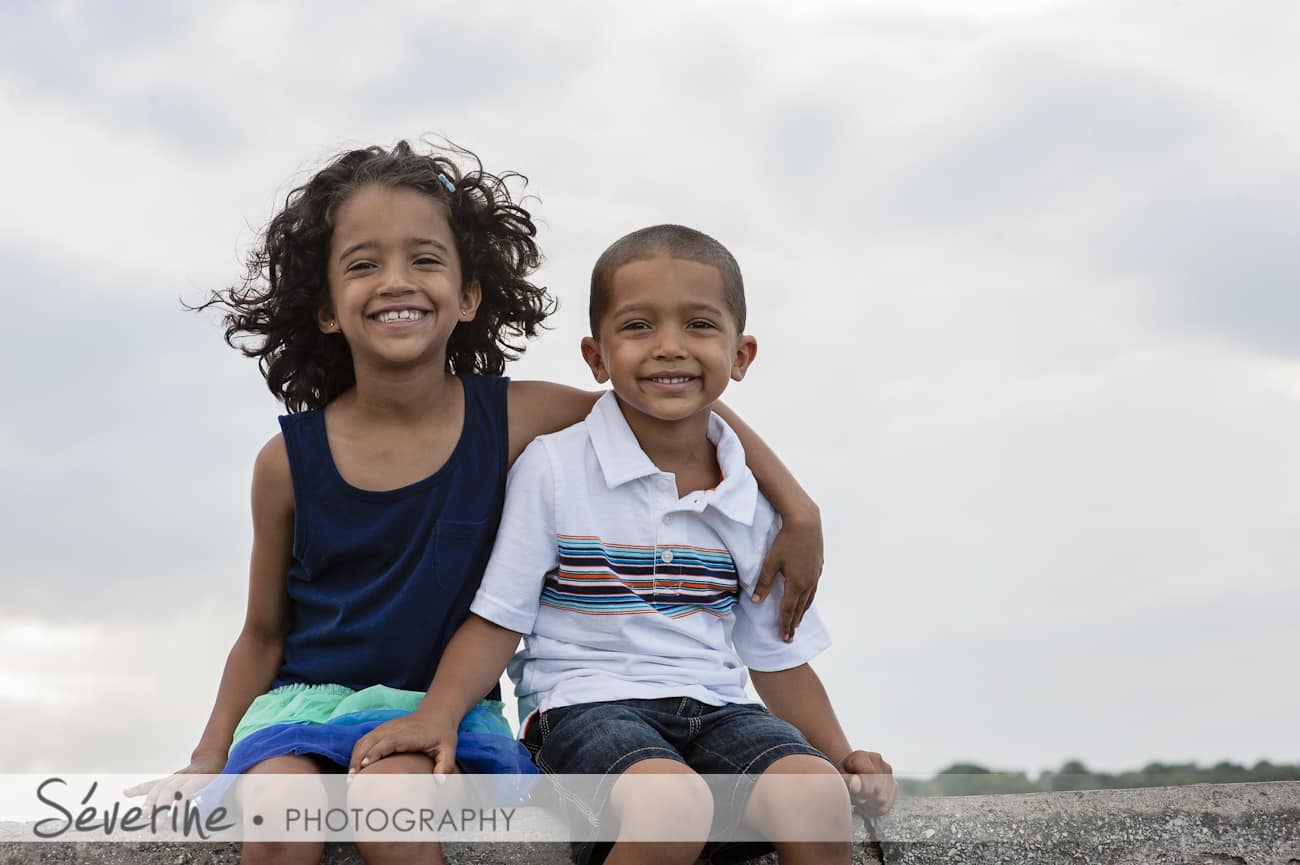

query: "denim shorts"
(523, 697), (829, 865)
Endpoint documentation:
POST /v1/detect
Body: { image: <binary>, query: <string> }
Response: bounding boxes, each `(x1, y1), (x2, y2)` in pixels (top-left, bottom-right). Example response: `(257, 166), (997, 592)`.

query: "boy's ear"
(458, 280), (483, 323)
(730, 335), (758, 382)
(317, 306), (339, 334)
(580, 336), (610, 384)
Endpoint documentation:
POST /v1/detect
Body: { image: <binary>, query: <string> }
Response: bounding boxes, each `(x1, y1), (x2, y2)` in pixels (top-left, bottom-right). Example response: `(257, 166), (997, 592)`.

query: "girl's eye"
(414, 256), (442, 267)
(345, 261), (375, 273)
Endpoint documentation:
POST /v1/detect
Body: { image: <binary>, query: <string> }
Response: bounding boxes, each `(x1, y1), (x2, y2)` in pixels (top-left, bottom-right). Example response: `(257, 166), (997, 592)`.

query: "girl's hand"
(123, 749), (227, 815)
(753, 508), (824, 641)
(840, 750), (896, 816)
(348, 714), (458, 775)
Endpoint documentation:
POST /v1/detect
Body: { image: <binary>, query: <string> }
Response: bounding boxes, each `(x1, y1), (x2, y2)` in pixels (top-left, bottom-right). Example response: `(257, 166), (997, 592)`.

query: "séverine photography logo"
(5, 774), (529, 843)
(4, 772), (914, 844)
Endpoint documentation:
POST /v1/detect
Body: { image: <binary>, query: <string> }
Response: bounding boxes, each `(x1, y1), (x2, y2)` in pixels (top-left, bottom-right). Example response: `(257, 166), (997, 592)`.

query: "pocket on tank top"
(432, 518), (491, 592)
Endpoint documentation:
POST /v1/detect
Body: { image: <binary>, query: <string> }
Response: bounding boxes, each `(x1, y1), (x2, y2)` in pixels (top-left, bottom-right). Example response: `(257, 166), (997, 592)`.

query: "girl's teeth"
(377, 310), (424, 322)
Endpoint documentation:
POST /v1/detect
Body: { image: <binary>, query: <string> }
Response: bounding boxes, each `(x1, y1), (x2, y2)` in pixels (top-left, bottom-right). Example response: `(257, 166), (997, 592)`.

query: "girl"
(132, 141), (824, 865)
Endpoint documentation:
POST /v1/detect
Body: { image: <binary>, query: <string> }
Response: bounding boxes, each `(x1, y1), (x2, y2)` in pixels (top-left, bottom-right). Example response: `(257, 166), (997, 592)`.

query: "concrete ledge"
(3, 782), (1296, 864)
(873, 781), (1300, 865)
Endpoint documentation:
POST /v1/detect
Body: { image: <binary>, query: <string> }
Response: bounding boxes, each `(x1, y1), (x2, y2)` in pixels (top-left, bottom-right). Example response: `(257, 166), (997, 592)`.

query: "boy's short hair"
(589, 224), (746, 335)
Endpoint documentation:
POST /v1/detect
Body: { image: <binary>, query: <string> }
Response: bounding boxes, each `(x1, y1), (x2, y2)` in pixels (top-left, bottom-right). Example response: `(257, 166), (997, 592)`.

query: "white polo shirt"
(470, 391), (831, 726)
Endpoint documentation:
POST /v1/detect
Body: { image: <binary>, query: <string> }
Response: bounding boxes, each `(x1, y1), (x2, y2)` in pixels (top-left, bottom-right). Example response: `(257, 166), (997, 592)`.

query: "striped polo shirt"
(470, 391), (831, 727)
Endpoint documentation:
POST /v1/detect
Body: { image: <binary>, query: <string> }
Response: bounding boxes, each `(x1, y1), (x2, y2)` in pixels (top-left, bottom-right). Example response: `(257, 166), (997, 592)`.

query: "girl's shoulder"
(251, 432), (295, 515)
(254, 432), (291, 476)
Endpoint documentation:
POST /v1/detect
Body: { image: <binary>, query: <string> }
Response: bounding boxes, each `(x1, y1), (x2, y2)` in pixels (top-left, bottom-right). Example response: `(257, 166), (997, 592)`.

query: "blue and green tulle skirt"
(194, 683), (536, 810)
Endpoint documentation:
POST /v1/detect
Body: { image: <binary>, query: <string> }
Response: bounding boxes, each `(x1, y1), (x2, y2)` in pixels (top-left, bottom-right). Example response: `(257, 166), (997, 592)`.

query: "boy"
(350, 225), (896, 864)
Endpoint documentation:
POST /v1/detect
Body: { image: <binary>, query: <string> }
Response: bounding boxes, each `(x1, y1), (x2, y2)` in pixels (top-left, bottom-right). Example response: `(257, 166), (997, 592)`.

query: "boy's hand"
(753, 510), (824, 641)
(123, 750), (226, 814)
(348, 714), (458, 775)
(840, 750), (896, 816)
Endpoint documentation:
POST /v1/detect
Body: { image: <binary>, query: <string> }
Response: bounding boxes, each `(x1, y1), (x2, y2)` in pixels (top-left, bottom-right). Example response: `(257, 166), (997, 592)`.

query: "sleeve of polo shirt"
(469, 437), (558, 635)
(732, 513), (833, 672)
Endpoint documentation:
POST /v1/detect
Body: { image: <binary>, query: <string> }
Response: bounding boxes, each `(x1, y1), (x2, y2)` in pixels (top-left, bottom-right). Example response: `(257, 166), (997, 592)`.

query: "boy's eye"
(687, 319), (717, 329)
(621, 321), (650, 331)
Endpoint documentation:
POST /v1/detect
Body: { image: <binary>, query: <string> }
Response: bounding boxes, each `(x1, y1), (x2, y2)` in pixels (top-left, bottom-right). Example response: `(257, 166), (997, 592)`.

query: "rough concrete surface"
(872, 781), (1300, 865)
(2, 782), (1296, 864)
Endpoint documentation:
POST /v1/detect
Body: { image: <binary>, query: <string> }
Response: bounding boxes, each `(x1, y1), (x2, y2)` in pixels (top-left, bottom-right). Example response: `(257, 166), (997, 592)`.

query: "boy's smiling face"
(581, 254), (757, 426)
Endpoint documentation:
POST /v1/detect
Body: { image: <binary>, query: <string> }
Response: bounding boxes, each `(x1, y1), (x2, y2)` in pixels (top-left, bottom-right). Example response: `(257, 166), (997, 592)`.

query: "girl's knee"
(246, 754), (328, 775)
(352, 752), (437, 775)
(353, 839), (444, 865)
(238, 755), (330, 819)
(241, 839), (325, 865)
(347, 752), (439, 819)
(347, 756), (447, 864)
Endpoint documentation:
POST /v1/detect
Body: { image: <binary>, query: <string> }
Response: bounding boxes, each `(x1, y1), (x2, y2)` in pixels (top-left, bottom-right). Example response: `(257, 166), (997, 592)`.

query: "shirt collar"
(585, 391), (759, 526)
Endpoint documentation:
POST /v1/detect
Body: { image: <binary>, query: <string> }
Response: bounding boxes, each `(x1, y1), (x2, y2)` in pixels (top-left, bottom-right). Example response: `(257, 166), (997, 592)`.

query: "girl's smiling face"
(322, 183), (479, 370)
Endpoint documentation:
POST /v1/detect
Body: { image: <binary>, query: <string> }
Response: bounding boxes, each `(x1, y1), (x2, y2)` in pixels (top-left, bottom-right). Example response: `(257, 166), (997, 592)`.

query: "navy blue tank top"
(274, 374), (509, 697)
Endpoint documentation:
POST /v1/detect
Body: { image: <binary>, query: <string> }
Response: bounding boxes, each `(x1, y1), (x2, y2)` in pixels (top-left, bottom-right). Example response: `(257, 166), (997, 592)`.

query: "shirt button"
(663, 514), (673, 525)
(661, 550), (674, 564)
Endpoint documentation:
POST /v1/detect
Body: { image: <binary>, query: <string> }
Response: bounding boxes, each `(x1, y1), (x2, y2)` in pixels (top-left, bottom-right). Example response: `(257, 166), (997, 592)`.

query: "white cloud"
(0, 611), (238, 773)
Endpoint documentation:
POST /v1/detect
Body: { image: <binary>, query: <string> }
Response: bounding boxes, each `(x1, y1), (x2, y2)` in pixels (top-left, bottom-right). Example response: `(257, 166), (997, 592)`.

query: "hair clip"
(437, 173), (456, 193)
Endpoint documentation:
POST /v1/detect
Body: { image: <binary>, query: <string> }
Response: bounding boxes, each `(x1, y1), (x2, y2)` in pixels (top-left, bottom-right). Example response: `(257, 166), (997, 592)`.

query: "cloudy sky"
(1, 0), (1296, 781)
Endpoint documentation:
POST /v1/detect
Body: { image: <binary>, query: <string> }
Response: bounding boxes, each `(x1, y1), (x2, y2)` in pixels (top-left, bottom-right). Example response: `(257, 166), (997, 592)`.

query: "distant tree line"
(899, 760), (1300, 796)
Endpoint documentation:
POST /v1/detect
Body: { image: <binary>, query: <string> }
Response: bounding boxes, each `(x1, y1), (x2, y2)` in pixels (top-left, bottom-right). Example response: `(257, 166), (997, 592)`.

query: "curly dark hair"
(198, 140), (554, 411)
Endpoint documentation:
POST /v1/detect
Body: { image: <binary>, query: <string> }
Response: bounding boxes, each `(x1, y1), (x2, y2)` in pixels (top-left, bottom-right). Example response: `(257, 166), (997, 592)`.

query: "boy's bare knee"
(746, 755), (850, 841)
(608, 759), (713, 842)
